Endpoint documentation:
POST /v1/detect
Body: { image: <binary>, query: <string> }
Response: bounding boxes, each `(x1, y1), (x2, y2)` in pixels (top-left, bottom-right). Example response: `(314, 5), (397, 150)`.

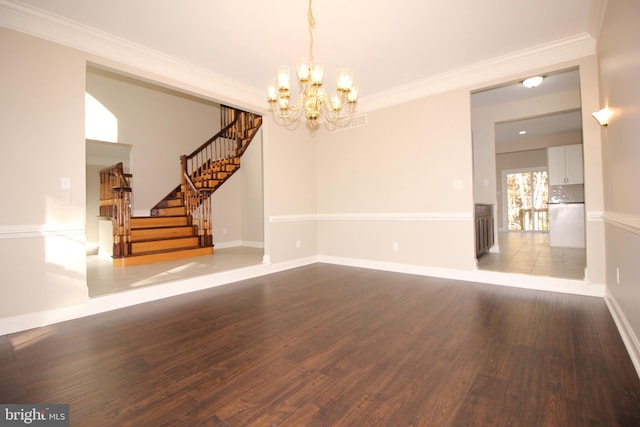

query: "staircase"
(100, 106), (262, 267)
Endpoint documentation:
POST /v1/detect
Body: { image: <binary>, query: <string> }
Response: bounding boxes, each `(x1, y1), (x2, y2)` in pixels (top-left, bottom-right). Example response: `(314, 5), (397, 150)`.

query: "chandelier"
(267, 0), (359, 128)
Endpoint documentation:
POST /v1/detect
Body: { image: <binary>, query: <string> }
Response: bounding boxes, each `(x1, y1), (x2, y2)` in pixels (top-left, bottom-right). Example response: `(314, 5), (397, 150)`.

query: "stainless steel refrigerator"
(548, 184), (585, 248)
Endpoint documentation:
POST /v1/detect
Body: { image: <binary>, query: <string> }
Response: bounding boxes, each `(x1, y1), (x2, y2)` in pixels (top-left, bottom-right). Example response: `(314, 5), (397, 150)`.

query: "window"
(506, 170), (548, 231)
(85, 92), (118, 143)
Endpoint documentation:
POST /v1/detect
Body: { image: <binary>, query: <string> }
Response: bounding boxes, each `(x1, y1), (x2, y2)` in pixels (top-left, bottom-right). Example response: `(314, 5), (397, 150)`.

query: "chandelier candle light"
(267, 0), (359, 128)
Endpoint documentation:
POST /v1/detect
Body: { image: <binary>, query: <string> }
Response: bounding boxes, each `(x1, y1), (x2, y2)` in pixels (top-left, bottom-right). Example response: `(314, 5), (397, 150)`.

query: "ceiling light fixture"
(267, 0), (358, 128)
(522, 76), (544, 88)
(592, 107), (611, 126)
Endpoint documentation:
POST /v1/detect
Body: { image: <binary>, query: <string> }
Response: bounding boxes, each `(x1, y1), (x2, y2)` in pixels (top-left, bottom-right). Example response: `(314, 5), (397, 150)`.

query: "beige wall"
(0, 20), (610, 325)
(0, 27), (88, 317)
(315, 90), (476, 270)
(597, 0), (640, 353)
(263, 118), (318, 263)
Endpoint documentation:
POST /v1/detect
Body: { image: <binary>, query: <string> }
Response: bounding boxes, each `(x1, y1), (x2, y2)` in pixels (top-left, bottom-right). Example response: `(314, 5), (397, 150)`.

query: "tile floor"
(477, 231), (586, 280)
(87, 246), (265, 297)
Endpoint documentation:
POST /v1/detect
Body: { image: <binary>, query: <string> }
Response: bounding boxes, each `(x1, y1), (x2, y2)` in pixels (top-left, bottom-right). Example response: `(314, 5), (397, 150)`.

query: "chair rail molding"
(602, 211), (640, 236)
(0, 223), (84, 239)
(270, 212), (472, 223)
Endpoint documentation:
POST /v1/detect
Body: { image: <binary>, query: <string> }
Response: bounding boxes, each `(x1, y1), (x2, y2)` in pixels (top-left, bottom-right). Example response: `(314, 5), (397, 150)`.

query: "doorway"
(471, 68), (586, 280)
(85, 65), (265, 297)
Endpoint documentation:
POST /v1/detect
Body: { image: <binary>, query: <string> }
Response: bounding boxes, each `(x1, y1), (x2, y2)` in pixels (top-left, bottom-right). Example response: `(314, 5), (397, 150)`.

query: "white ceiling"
(4, 0), (601, 147)
(472, 69), (584, 145)
(9, 0), (601, 99)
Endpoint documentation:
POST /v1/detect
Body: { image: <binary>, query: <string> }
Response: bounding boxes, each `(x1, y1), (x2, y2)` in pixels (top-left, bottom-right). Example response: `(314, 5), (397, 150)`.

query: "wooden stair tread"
(131, 224), (192, 230)
(132, 215), (187, 222)
(131, 225), (193, 231)
(131, 235), (198, 243)
(129, 244), (211, 255)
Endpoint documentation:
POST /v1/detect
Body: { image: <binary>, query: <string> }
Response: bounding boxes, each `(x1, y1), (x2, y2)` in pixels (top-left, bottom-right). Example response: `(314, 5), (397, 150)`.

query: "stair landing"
(113, 245), (213, 267)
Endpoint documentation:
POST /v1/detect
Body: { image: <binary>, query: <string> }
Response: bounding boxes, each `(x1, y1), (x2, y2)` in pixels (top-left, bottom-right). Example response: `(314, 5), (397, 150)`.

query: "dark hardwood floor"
(2, 264), (640, 426)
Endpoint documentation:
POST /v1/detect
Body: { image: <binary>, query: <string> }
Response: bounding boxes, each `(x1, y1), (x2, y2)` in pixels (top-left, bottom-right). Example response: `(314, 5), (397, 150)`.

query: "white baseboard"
(0, 256), (316, 336)
(214, 240), (264, 249)
(0, 255), (607, 337)
(604, 292), (640, 378)
(318, 255), (605, 297)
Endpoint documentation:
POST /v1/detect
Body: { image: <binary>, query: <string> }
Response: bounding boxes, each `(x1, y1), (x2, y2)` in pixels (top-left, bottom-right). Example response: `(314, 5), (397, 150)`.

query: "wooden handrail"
(186, 120), (237, 159)
(180, 106), (262, 248)
(181, 166), (214, 246)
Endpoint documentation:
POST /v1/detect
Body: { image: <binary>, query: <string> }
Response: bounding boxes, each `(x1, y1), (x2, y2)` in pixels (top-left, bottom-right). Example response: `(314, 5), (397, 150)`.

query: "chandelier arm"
(319, 96), (357, 124)
(268, 0), (358, 129)
(272, 94), (304, 122)
(317, 94), (339, 124)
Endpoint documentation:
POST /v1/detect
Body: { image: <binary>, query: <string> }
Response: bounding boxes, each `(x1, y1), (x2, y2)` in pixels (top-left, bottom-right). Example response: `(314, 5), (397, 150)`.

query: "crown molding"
(359, 33), (597, 113)
(0, 0), (266, 112)
(0, 0), (596, 114)
(587, 0), (608, 41)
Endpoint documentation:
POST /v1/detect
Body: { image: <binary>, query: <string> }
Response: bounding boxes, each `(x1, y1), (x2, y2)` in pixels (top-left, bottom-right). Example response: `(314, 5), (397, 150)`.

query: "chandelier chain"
(307, 0), (315, 63)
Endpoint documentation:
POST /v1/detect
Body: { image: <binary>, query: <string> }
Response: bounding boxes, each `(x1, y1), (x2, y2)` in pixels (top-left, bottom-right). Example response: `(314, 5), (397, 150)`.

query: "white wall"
(86, 67), (222, 212)
(85, 163), (102, 251)
(240, 130), (264, 246)
(211, 130), (264, 248)
(597, 0), (640, 366)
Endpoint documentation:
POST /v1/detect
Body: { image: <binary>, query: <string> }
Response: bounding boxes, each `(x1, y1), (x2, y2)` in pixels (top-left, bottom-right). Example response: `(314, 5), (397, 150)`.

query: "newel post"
(111, 186), (132, 258)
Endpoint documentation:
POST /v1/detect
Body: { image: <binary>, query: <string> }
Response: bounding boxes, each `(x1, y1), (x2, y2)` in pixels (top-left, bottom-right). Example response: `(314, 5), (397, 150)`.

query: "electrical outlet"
(616, 267), (620, 284)
(296, 240), (301, 249)
(392, 242), (399, 251)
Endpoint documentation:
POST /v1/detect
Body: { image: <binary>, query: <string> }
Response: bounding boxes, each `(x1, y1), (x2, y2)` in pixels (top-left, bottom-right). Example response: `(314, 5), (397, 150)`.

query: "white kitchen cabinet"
(548, 144), (584, 185)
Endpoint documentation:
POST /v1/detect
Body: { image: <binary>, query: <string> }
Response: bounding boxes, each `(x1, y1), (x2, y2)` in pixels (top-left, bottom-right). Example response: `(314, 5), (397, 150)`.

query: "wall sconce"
(592, 108), (611, 126)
